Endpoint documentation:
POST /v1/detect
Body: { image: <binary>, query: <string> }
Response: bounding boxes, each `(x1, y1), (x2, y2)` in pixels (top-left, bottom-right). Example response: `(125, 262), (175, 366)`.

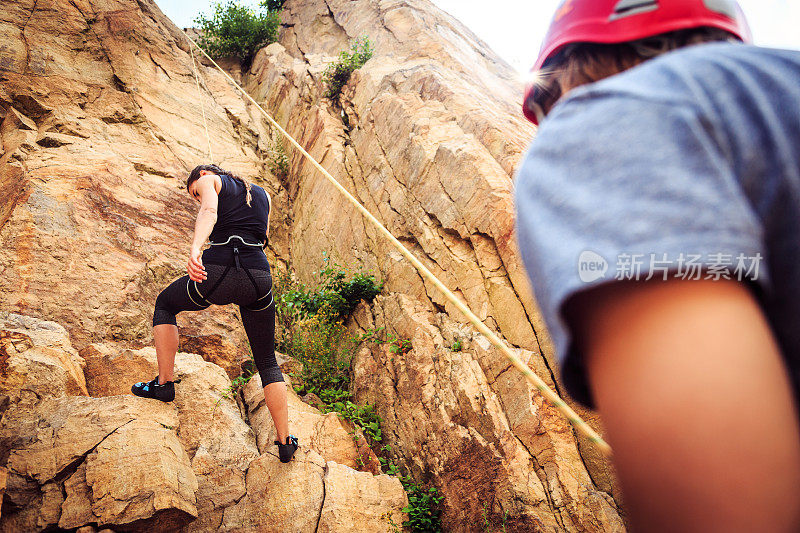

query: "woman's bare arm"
(567, 278), (800, 533)
(187, 174), (219, 282)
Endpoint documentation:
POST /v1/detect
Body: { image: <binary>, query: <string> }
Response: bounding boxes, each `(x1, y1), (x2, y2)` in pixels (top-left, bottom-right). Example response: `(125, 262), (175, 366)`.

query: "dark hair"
(532, 27), (739, 119)
(187, 164), (253, 206)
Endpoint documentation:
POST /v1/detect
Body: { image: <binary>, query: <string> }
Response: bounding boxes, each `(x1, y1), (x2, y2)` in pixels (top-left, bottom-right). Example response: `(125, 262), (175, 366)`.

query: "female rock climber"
(515, 0), (800, 531)
(131, 164), (299, 463)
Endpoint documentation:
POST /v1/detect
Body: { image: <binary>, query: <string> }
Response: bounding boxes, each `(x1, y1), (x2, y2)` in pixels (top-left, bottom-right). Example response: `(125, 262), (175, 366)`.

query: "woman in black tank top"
(131, 164), (299, 463)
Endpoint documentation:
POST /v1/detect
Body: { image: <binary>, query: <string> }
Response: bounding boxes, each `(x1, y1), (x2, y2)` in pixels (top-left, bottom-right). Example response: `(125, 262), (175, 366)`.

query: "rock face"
(242, 0), (624, 529)
(0, 0), (283, 370)
(244, 374), (383, 474)
(80, 344), (262, 532)
(0, 0), (625, 530)
(0, 313), (88, 413)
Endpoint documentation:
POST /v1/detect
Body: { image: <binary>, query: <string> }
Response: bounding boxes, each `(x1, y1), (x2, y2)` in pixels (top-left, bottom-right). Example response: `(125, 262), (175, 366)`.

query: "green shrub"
(400, 473), (444, 532)
(213, 372), (254, 415)
(322, 36), (374, 102)
(261, 0), (285, 10)
(275, 258), (383, 325)
(386, 333), (412, 355)
(284, 314), (355, 394)
(195, 0), (282, 65)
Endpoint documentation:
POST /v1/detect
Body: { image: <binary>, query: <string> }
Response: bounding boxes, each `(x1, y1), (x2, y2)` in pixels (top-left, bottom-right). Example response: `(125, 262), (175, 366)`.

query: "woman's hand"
(187, 246), (207, 282)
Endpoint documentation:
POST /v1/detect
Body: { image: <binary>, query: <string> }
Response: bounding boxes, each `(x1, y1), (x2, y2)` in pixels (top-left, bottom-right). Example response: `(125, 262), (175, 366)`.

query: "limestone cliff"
(0, 0), (624, 531)
(242, 0), (624, 530)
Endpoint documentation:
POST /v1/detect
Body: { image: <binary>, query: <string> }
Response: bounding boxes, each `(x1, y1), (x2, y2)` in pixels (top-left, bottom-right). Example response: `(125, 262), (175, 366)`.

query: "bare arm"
(567, 279), (800, 532)
(187, 175), (219, 282)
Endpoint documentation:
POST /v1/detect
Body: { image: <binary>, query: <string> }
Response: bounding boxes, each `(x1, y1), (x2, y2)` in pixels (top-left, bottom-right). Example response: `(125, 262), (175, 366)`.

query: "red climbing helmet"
(523, 0), (752, 124)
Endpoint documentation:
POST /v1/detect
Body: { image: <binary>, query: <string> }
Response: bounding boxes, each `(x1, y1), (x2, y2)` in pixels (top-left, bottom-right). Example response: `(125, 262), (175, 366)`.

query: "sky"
(157, 0), (800, 73)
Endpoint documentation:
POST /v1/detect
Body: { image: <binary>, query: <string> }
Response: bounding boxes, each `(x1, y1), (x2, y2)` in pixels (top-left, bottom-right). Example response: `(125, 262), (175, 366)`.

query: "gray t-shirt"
(515, 43), (800, 408)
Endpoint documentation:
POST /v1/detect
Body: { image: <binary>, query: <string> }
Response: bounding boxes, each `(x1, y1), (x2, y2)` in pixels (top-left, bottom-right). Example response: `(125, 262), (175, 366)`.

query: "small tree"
(322, 36), (374, 102)
(195, 0), (284, 65)
(261, 0), (285, 10)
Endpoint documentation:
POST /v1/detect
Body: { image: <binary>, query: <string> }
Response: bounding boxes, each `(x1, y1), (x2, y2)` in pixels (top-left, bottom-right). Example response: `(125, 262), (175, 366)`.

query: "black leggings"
(153, 263), (283, 386)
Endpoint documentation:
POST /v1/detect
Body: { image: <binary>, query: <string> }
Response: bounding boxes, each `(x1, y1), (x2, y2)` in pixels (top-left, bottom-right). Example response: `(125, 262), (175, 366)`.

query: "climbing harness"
(183, 34), (612, 456)
(187, 235), (274, 312)
(209, 235), (266, 247)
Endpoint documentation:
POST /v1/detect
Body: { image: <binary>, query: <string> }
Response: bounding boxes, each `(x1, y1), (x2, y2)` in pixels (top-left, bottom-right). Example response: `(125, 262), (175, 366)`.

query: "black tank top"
(203, 174), (270, 269)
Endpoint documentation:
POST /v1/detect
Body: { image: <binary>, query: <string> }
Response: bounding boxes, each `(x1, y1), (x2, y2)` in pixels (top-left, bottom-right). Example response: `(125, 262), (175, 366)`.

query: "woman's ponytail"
(243, 180), (253, 207)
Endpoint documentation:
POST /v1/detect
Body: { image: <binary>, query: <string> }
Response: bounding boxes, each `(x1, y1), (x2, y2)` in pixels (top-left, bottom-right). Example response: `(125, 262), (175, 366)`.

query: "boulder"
(220, 449), (326, 532)
(78, 344), (260, 532)
(178, 333), (244, 380)
(221, 451), (408, 533)
(317, 461), (408, 532)
(1, 395), (197, 532)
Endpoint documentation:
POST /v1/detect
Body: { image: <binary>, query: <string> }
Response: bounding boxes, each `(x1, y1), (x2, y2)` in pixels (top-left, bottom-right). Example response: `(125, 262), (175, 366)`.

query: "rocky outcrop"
(352, 296), (623, 531)
(0, 313), (88, 410)
(243, 374), (383, 475)
(0, 318), (409, 531)
(1, 395), (198, 532)
(80, 344), (262, 532)
(0, 0), (286, 370)
(241, 0), (624, 529)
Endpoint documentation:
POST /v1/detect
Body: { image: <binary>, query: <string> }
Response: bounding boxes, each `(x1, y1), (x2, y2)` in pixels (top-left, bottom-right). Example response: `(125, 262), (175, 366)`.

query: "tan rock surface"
(242, 0), (623, 528)
(0, 0), (286, 366)
(1, 395), (197, 532)
(318, 460), (408, 532)
(0, 312), (88, 411)
(79, 343), (261, 532)
(0, 466), (6, 521)
(351, 295), (625, 532)
(220, 449), (326, 532)
(243, 374), (381, 474)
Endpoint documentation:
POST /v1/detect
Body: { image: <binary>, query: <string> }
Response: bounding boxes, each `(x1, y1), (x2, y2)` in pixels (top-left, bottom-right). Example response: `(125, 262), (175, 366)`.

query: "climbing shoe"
(275, 434), (299, 463)
(131, 376), (176, 402)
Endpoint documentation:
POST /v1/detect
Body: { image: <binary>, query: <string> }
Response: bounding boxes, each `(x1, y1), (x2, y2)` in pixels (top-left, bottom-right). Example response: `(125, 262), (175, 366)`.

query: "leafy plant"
(282, 314), (355, 396)
(195, 0), (282, 65)
(386, 333), (412, 355)
(380, 457), (401, 476)
(275, 257), (383, 326)
(450, 339), (462, 352)
(213, 372), (254, 415)
(322, 36), (374, 102)
(359, 326), (385, 343)
(261, 0), (285, 10)
(400, 474), (444, 532)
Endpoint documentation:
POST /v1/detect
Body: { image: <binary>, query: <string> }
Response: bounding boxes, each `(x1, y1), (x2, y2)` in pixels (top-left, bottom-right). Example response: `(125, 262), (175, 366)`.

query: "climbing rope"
(187, 33), (214, 162)
(183, 34), (612, 456)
